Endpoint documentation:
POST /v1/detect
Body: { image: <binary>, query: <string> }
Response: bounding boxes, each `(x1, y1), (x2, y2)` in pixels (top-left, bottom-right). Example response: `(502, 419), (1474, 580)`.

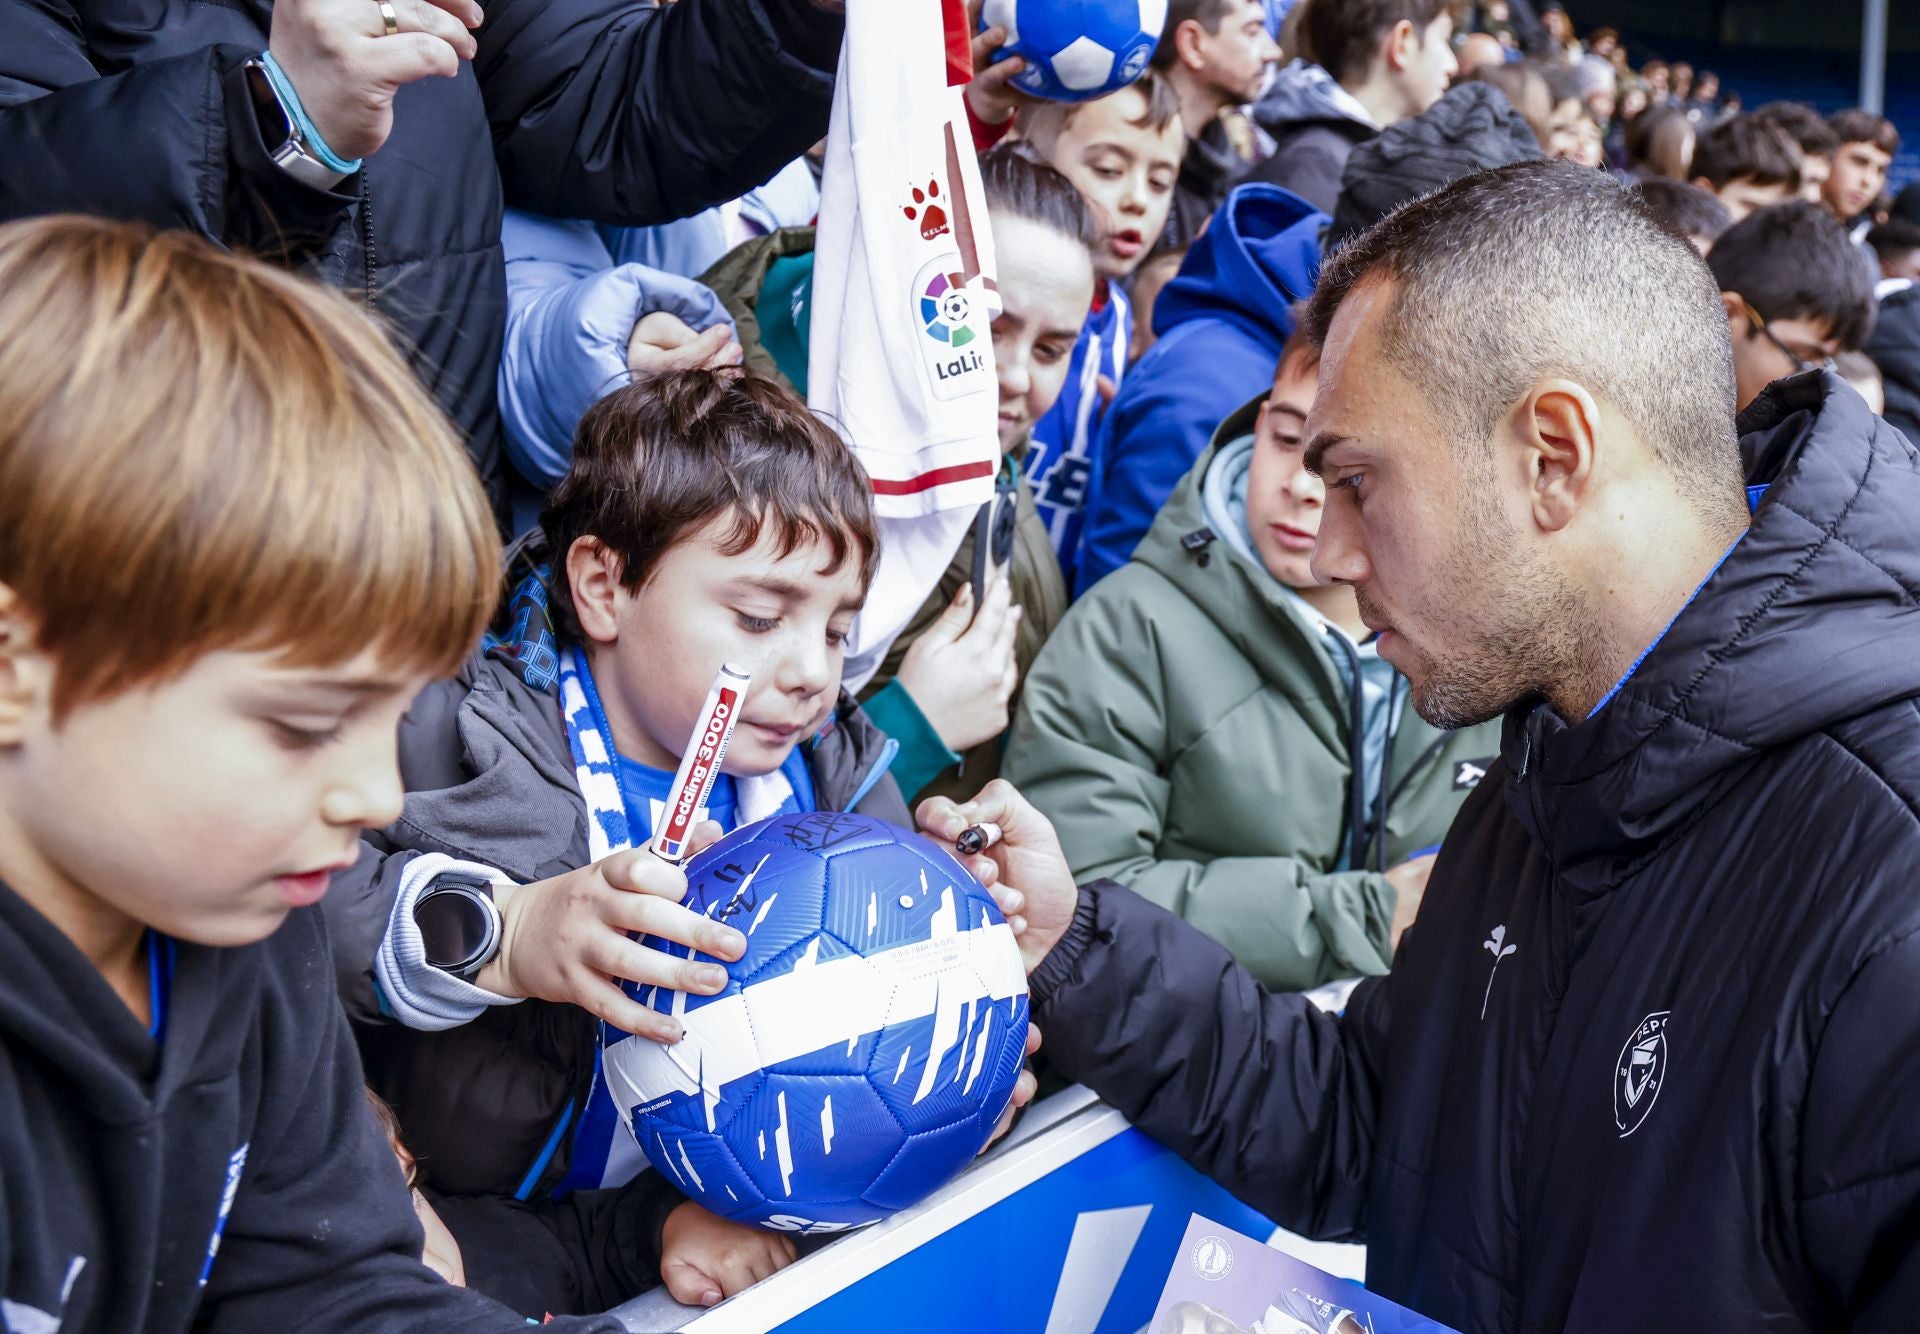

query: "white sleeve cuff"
(375, 853), (523, 1032)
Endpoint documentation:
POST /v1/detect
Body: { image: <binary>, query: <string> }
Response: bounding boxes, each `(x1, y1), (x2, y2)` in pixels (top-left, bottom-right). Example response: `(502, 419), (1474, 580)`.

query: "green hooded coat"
(1003, 400), (1501, 989)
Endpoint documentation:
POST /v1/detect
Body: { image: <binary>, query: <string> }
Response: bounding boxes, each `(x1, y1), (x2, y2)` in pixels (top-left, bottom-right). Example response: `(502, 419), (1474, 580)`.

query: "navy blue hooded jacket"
(1034, 372), (1920, 1331)
(1074, 184), (1324, 594)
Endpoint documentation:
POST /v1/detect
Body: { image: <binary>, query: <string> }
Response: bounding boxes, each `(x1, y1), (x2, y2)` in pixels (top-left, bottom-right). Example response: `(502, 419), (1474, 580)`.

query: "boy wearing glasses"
(1707, 201), (1876, 410)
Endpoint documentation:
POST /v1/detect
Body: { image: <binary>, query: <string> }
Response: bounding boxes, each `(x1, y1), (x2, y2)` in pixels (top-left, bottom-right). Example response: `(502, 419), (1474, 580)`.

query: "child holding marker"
(328, 369), (932, 1313)
(0, 215), (623, 1332)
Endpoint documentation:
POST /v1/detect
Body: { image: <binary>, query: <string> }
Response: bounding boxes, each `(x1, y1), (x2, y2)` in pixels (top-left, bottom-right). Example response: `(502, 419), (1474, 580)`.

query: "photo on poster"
(1149, 1215), (1461, 1334)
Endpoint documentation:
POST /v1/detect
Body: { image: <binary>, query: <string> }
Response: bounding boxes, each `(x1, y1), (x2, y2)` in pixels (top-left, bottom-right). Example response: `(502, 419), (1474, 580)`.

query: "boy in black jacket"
(0, 216), (620, 1332)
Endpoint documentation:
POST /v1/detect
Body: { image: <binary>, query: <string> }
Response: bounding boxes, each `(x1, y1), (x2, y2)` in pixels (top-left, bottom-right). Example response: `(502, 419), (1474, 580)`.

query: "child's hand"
(979, 1023), (1042, 1154)
(966, 2), (1039, 127)
(473, 827), (745, 1044)
(896, 579), (1021, 753)
(659, 1203), (798, 1307)
(627, 311), (742, 377)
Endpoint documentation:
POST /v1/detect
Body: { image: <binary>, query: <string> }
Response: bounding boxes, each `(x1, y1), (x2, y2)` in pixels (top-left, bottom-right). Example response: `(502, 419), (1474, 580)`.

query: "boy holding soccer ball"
(330, 370), (1041, 1312)
(0, 215), (624, 1333)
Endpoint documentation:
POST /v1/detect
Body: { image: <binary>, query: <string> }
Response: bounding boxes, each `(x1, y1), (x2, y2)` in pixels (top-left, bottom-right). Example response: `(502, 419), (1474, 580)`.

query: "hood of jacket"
(1128, 396), (1342, 699)
(1153, 183), (1326, 342)
(1253, 59), (1378, 140)
(1510, 371), (1920, 890)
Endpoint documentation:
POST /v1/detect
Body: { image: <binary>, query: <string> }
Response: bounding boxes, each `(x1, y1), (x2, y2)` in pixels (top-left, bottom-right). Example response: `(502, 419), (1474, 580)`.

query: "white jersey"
(810, 0), (1001, 687)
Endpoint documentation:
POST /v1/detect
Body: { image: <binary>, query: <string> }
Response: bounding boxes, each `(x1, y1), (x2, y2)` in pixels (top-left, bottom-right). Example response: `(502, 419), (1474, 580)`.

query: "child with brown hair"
(0, 214), (621, 1331)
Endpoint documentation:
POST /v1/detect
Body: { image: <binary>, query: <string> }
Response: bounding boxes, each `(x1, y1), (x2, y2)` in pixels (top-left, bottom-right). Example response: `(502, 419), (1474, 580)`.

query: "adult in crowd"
(1153, 0), (1281, 248)
(932, 160), (1920, 1332)
(1247, 0), (1457, 214)
(0, 0), (844, 505)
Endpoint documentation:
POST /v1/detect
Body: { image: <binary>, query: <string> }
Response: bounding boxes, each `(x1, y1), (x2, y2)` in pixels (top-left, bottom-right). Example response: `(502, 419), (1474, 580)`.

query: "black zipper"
(360, 172), (377, 310)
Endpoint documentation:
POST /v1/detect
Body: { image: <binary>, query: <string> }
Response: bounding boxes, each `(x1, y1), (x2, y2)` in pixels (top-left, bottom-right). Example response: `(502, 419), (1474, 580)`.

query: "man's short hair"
(1302, 161), (1741, 506)
(0, 215), (498, 718)
(1633, 178), (1735, 246)
(1753, 102), (1839, 157)
(1017, 67), (1181, 153)
(1867, 218), (1920, 265)
(542, 370), (879, 643)
(1150, 0), (1240, 70)
(1299, 0), (1450, 87)
(1691, 114), (1801, 191)
(1827, 108), (1901, 156)
(1706, 201), (1878, 352)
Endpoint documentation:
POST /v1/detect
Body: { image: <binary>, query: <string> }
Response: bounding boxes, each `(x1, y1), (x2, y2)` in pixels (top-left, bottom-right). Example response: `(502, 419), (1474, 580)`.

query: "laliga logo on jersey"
(913, 257), (993, 403)
(1614, 1010), (1671, 1138)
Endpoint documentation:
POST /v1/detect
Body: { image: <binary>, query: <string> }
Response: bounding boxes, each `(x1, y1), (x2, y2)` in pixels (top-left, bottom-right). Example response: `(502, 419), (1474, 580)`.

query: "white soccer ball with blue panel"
(601, 811), (1030, 1233)
(981, 0), (1168, 103)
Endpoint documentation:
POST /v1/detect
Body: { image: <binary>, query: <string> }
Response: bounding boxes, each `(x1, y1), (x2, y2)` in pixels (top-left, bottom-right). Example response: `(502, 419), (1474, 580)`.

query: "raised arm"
(477, 0), (843, 226)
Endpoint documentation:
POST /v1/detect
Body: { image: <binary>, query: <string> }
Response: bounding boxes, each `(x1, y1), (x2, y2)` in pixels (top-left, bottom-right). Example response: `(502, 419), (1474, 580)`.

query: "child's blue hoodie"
(1074, 184), (1326, 595)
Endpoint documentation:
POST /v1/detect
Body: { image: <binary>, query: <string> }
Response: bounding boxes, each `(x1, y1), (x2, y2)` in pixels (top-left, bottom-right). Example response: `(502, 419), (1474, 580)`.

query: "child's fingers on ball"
(593, 984), (683, 1045)
(1026, 1022), (1043, 1056)
(607, 891), (747, 961)
(602, 847), (690, 902)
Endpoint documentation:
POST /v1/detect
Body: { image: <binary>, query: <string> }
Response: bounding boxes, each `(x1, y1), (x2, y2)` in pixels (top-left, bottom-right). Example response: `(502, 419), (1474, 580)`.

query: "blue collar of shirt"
(1586, 498), (1759, 720)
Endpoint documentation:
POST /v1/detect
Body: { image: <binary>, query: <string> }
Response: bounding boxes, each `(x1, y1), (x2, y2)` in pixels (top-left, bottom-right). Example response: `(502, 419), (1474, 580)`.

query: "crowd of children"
(0, 0), (1914, 1328)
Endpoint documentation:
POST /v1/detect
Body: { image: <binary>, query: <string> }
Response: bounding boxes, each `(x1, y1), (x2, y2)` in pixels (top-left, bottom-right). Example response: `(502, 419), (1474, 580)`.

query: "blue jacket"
(498, 210), (735, 493)
(1025, 283), (1131, 590)
(1074, 184), (1325, 594)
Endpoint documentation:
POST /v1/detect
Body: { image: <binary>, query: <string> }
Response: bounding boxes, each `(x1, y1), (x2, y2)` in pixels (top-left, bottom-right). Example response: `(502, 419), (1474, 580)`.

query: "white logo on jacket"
(1480, 924), (1517, 1020)
(1614, 1012), (1672, 1137)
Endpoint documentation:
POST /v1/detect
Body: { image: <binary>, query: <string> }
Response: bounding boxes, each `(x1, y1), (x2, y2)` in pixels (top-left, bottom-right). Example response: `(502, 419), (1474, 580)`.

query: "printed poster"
(1149, 1215), (1461, 1334)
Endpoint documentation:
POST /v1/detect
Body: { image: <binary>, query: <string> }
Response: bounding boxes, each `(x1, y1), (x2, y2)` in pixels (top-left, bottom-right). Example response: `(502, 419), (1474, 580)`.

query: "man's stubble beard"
(1382, 505), (1601, 731)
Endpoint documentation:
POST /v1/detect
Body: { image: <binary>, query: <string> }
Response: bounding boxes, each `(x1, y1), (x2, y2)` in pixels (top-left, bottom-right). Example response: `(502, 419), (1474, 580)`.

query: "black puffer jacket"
(1866, 280), (1920, 447)
(0, 0), (841, 501)
(1031, 372), (1920, 1332)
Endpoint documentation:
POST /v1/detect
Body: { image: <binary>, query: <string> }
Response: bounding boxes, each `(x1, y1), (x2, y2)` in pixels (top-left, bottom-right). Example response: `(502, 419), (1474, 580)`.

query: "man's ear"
(0, 585), (50, 746)
(1515, 380), (1602, 535)
(1382, 19), (1417, 74)
(1720, 289), (1747, 328)
(1173, 17), (1209, 73)
(564, 537), (626, 646)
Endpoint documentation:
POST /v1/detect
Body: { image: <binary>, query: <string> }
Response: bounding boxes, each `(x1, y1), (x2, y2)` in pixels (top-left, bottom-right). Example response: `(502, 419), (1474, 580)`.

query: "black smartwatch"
(413, 871), (503, 981)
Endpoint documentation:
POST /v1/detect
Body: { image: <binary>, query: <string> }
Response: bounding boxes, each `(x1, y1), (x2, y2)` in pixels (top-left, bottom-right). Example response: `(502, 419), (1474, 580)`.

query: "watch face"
(417, 890), (491, 968)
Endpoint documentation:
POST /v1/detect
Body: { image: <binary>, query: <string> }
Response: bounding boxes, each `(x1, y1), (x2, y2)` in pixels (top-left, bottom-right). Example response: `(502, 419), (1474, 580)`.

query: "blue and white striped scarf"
(550, 645), (802, 1194)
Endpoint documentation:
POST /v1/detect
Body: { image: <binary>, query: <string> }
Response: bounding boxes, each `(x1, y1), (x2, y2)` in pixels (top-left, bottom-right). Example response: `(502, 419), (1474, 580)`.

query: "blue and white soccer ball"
(602, 811), (1031, 1233)
(981, 0), (1169, 103)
